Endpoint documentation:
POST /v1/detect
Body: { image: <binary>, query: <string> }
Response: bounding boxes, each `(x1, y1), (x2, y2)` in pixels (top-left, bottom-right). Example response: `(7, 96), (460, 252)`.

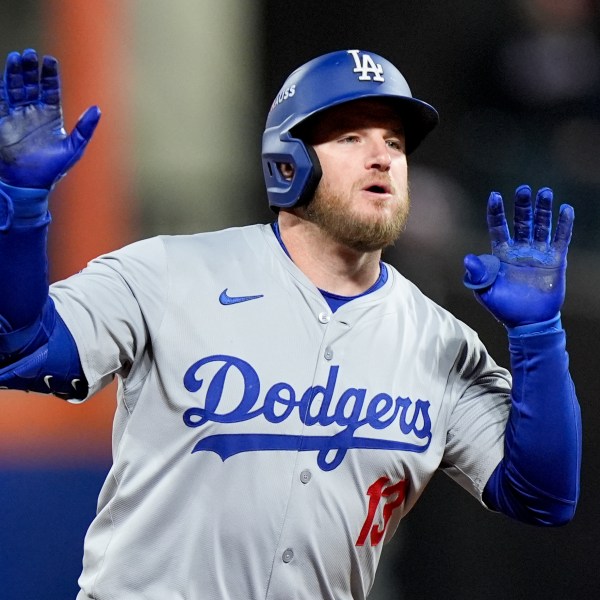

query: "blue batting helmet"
(262, 49), (439, 209)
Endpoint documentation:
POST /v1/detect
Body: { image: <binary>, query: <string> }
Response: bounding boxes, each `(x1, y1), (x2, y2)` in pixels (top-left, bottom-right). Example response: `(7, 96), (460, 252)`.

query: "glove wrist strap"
(0, 180), (51, 231)
(506, 313), (562, 337)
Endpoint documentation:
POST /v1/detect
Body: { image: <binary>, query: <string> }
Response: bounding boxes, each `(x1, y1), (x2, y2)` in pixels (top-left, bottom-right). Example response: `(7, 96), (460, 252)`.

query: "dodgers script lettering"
(182, 355), (432, 471)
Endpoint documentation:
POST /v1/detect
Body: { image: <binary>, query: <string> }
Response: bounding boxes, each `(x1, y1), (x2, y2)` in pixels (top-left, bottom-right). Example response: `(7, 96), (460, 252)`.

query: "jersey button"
(324, 347), (333, 360)
(318, 312), (331, 324)
(282, 548), (294, 563)
(300, 469), (312, 484)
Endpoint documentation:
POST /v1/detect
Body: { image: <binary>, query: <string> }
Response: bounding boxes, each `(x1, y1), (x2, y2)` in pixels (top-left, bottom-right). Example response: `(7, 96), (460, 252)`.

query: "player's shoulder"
(157, 223), (271, 256)
(94, 224), (271, 266)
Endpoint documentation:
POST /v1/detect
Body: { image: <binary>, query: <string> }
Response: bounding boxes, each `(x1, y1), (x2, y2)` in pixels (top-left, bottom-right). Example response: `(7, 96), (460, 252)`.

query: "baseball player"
(0, 48), (581, 599)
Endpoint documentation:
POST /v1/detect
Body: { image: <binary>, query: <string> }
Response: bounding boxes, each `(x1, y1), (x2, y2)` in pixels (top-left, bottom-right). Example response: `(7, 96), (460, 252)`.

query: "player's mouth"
(365, 184), (390, 193)
(361, 182), (394, 198)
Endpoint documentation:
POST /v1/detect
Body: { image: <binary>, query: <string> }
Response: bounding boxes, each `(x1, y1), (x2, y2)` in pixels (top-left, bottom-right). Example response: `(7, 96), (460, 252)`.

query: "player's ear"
(277, 162), (295, 181)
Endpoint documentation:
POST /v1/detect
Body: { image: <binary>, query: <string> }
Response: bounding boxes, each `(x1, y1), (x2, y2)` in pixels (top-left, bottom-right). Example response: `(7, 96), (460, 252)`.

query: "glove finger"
(463, 253), (501, 289)
(40, 55), (60, 106)
(533, 187), (553, 248)
(58, 106), (101, 180)
(552, 203), (574, 256)
(21, 48), (40, 102)
(5, 51), (26, 106)
(0, 83), (8, 117)
(487, 191), (510, 248)
(73, 105), (101, 144)
(513, 184), (532, 243)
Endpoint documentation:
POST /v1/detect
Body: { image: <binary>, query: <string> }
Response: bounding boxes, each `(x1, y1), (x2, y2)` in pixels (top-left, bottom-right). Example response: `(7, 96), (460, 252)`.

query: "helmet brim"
(290, 94), (439, 155)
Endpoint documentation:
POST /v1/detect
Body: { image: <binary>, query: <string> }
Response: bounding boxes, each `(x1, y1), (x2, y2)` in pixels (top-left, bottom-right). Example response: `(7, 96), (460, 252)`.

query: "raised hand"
(463, 185), (574, 328)
(0, 48), (100, 190)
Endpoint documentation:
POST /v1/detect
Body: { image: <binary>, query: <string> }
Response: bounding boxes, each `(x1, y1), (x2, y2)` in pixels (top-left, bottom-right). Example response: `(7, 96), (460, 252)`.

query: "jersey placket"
(265, 306), (352, 600)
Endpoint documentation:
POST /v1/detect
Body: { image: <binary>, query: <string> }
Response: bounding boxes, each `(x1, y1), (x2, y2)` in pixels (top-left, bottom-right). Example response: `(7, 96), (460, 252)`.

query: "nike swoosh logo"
(219, 289), (264, 305)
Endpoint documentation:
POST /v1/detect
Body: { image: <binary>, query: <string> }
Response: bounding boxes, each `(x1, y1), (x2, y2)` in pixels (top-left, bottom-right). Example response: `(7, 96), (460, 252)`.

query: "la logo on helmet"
(347, 50), (385, 82)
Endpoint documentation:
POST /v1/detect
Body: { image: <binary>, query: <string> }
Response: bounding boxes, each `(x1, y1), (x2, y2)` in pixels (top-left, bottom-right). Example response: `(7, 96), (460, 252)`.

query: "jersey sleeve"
(438, 327), (512, 503)
(49, 236), (168, 400)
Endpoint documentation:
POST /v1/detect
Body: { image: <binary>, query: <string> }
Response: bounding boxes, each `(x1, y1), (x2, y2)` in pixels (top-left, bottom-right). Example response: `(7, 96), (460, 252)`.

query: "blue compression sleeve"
(0, 181), (50, 330)
(483, 316), (581, 526)
(0, 181), (87, 399)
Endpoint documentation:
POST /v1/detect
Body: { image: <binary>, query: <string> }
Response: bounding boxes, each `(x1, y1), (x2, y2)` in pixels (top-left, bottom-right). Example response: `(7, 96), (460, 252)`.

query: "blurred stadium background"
(1, 1), (599, 598)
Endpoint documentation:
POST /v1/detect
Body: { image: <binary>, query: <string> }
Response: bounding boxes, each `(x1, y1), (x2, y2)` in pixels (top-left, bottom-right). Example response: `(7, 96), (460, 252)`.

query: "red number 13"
(356, 476), (408, 546)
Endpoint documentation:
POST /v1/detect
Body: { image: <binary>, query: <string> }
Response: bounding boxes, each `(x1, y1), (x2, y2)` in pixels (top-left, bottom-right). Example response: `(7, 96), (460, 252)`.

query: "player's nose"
(364, 136), (391, 172)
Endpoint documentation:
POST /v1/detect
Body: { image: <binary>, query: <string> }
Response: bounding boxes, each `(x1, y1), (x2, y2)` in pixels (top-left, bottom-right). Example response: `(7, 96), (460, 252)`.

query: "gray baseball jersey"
(50, 223), (511, 600)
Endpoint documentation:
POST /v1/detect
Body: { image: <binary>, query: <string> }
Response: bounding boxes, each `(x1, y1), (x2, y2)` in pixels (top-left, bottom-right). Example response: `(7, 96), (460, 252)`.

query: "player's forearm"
(483, 320), (581, 525)
(0, 182), (87, 399)
(0, 182), (51, 356)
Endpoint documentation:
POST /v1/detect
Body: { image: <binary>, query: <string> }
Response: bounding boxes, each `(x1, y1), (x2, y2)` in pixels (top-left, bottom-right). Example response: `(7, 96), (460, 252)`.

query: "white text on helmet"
(347, 50), (385, 82)
(270, 84), (296, 112)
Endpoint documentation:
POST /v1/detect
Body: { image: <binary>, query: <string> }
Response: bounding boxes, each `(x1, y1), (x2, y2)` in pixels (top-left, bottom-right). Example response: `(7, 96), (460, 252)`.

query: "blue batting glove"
(0, 48), (100, 190)
(463, 185), (574, 328)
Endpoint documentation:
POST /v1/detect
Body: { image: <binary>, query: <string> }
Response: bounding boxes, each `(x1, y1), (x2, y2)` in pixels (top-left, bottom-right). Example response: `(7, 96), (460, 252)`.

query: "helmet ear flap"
(295, 145), (322, 208)
(262, 133), (322, 210)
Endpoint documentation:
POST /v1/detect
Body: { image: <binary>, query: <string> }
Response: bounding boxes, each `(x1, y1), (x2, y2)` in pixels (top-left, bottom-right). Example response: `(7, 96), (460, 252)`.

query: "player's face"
(301, 99), (409, 252)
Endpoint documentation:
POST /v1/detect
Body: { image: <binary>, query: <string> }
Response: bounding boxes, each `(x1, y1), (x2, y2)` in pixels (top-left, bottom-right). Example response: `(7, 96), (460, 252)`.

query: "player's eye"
(386, 138), (404, 151)
(338, 134), (360, 144)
